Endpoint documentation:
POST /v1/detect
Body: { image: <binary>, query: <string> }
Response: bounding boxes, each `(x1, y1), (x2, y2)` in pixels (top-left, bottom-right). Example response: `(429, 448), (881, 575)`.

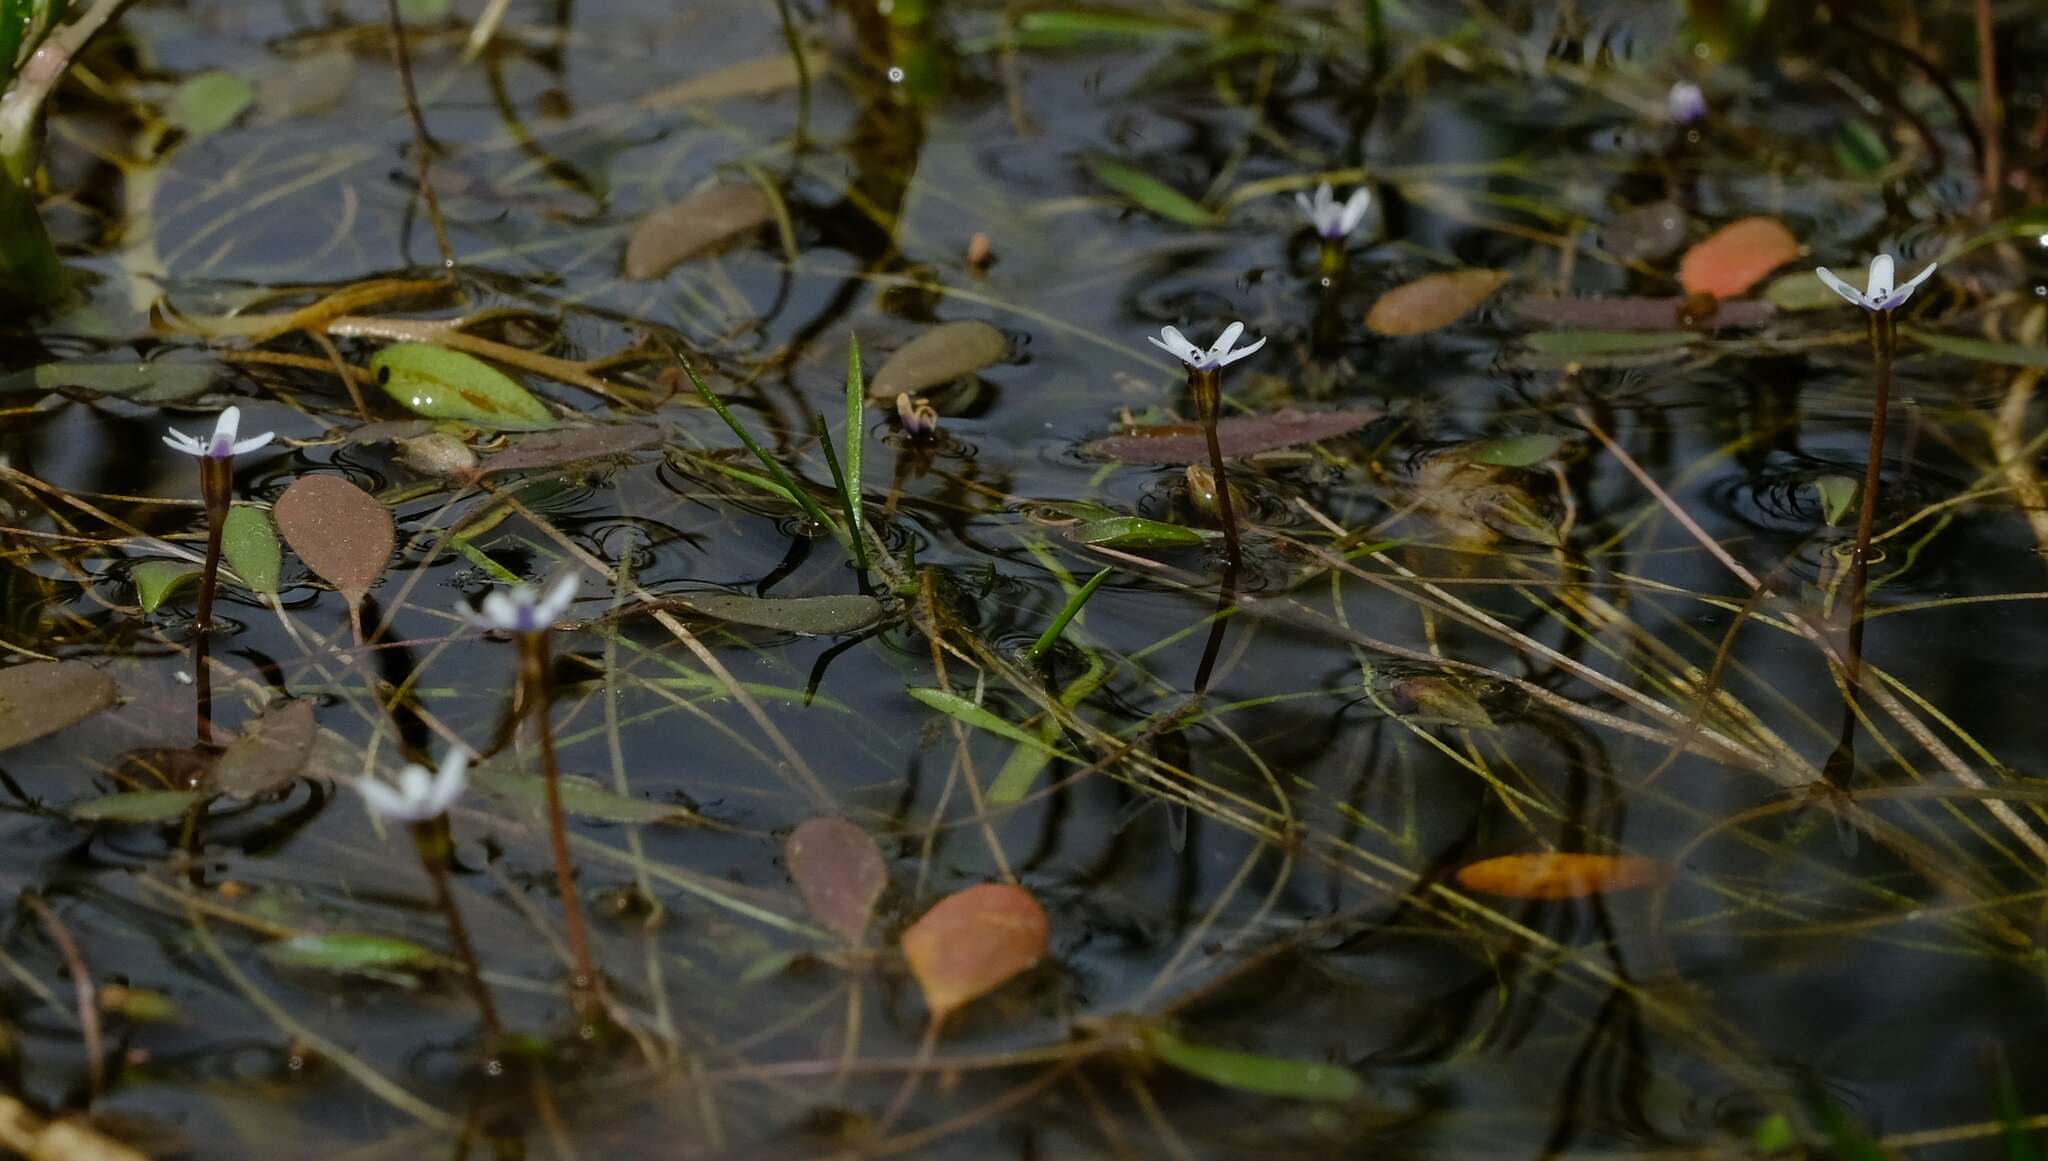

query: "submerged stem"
(1842, 310), (1894, 696)
(1188, 368), (1243, 569)
(411, 817), (505, 1044)
(518, 630), (604, 1022)
(193, 457), (231, 745)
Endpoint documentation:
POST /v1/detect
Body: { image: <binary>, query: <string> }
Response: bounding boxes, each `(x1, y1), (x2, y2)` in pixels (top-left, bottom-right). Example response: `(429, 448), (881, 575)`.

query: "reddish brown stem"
(410, 817), (505, 1044)
(1188, 367), (1242, 569)
(192, 456), (231, 746)
(518, 631), (604, 1022)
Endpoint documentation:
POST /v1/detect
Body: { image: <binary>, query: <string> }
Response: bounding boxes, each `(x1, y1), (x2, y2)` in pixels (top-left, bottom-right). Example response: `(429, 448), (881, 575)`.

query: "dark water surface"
(4, 0), (2048, 1156)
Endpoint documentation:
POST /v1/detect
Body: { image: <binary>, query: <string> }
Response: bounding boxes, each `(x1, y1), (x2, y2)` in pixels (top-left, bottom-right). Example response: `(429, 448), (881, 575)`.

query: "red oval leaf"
(1082, 407), (1381, 465)
(274, 474), (394, 605)
(1455, 853), (1672, 899)
(1677, 217), (1799, 299)
(901, 883), (1049, 1022)
(786, 817), (888, 943)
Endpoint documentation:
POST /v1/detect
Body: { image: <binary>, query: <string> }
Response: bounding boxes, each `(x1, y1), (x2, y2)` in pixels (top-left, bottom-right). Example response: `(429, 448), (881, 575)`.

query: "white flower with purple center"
(1667, 81), (1707, 126)
(1148, 322), (1265, 372)
(162, 406), (275, 460)
(468, 573), (580, 634)
(357, 747), (470, 823)
(1815, 254), (1937, 312)
(1294, 182), (1372, 241)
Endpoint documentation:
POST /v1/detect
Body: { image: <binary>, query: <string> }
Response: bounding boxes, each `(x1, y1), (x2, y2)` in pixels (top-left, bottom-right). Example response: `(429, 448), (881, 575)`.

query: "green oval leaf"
(0, 360), (217, 402)
(1140, 1027), (1364, 1102)
(369, 343), (555, 429)
(130, 559), (199, 614)
(222, 506), (282, 595)
(667, 592), (884, 635)
(262, 933), (440, 974)
(1083, 159), (1216, 228)
(70, 789), (203, 823)
(169, 70), (255, 137)
(1901, 328), (2048, 368)
(1069, 516), (1206, 548)
(1466, 433), (1564, 468)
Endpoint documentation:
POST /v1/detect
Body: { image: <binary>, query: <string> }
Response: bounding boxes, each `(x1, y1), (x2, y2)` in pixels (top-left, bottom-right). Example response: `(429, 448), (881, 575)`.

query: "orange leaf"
(1677, 217), (1799, 299)
(901, 883), (1048, 1022)
(1366, 269), (1509, 336)
(1454, 853), (1672, 900)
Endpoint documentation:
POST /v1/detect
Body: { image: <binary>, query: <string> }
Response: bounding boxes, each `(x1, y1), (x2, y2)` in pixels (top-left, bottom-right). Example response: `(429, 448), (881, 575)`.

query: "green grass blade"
(681, 357), (844, 540)
(1025, 567), (1110, 663)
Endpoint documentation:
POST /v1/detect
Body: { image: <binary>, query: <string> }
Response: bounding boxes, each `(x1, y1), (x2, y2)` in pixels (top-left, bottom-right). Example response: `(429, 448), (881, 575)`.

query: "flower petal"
(162, 431), (208, 457)
(212, 407), (242, 446)
(1205, 321), (1246, 364)
(426, 749), (470, 814)
(1813, 267), (1868, 309)
(356, 777), (419, 821)
(1149, 326), (1202, 367)
(1865, 254), (1894, 300)
(229, 431), (276, 456)
(535, 573), (580, 625)
(1294, 190), (1318, 224)
(1882, 261), (1937, 310)
(1214, 334), (1266, 367)
(1337, 188), (1372, 236)
(479, 590), (519, 630)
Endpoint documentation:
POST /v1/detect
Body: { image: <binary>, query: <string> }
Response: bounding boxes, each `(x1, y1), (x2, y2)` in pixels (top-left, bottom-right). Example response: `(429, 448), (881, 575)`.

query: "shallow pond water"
(3, 0), (2048, 1157)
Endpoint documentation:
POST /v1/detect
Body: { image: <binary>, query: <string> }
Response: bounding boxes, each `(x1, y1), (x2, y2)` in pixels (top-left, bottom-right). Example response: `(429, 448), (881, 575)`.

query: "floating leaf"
(1678, 216), (1799, 299)
(169, 70), (255, 137)
(1901, 328), (2048, 368)
(1465, 433), (1564, 468)
(1082, 407), (1380, 464)
(901, 883), (1049, 1022)
(1386, 675), (1496, 729)
(1139, 1027), (1364, 1102)
(0, 660), (118, 752)
(70, 790), (202, 823)
(255, 50), (354, 121)
(1603, 200), (1689, 262)
(396, 431), (478, 477)
(1812, 475), (1859, 526)
(1083, 158), (1216, 227)
(786, 817), (888, 943)
(273, 474), (394, 606)
(666, 592), (884, 635)
(1454, 852), (1673, 899)
(214, 699), (317, 798)
(1509, 295), (1772, 331)
(624, 184), (775, 279)
(867, 321), (1008, 401)
(262, 933), (440, 975)
(483, 424), (663, 472)
(1522, 330), (1699, 356)
(1366, 270), (1509, 336)
(907, 687), (1084, 762)
(634, 46), (812, 108)
(1763, 270), (1843, 312)
(370, 343), (555, 430)
(0, 360), (216, 402)
(471, 764), (691, 824)
(129, 559), (199, 614)
(1069, 516), (1206, 548)
(222, 506), (282, 595)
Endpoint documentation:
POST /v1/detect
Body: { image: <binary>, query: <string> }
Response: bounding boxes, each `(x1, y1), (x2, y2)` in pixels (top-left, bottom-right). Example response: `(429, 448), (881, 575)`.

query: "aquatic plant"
(1147, 322), (1265, 567)
(160, 406), (273, 742)
(1294, 182), (1371, 275)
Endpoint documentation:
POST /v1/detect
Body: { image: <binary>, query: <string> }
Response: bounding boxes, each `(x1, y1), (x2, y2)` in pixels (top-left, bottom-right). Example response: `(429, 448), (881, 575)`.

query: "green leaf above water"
(222, 505), (282, 594)
(0, 360), (216, 402)
(370, 343), (555, 429)
(1812, 475), (1859, 526)
(1069, 516), (1206, 548)
(169, 70), (255, 137)
(70, 789), (203, 823)
(1083, 159), (1216, 227)
(262, 933), (441, 975)
(1139, 1027), (1364, 1102)
(130, 559), (199, 614)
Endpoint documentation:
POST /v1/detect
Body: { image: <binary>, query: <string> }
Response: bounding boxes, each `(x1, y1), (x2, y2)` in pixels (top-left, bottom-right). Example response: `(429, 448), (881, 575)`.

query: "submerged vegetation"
(2, 0), (2048, 1156)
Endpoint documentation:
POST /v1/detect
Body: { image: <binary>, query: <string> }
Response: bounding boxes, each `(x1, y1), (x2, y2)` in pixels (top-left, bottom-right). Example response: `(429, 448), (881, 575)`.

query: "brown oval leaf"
(633, 45), (814, 109)
(1366, 269), (1509, 336)
(274, 474), (394, 604)
(786, 817), (888, 943)
(1678, 216), (1799, 299)
(901, 883), (1049, 1022)
(1509, 295), (1774, 332)
(625, 184), (775, 280)
(214, 698), (317, 798)
(1083, 407), (1380, 465)
(0, 661), (118, 752)
(1454, 853), (1672, 900)
(483, 424), (664, 473)
(1602, 199), (1689, 262)
(867, 321), (1009, 401)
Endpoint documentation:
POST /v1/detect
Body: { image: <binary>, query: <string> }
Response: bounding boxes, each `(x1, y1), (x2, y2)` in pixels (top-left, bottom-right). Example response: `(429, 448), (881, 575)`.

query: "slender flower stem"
(1317, 239), (1344, 279)
(1189, 368), (1243, 569)
(517, 630), (604, 1021)
(193, 457), (232, 745)
(1841, 310), (1894, 696)
(411, 816), (505, 1044)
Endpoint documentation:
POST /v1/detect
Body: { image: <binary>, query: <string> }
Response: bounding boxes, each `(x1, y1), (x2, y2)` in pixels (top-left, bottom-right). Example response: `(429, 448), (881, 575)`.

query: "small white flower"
(1815, 254), (1938, 312)
(1294, 182), (1371, 241)
(467, 573), (580, 634)
(357, 748), (470, 823)
(896, 393), (940, 438)
(162, 406), (275, 460)
(1667, 81), (1707, 125)
(1147, 322), (1266, 372)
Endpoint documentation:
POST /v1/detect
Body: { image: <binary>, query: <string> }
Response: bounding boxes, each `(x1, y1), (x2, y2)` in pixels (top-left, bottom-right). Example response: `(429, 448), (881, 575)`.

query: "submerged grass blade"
(1025, 567), (1110, 663)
